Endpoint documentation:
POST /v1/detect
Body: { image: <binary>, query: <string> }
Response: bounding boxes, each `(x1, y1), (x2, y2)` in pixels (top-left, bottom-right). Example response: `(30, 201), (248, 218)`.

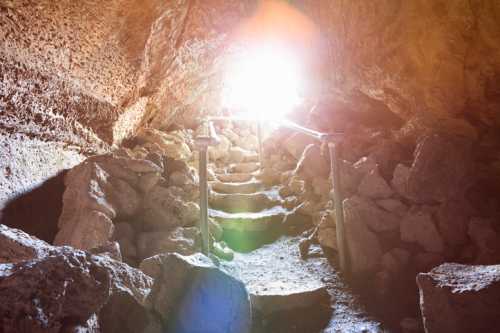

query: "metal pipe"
(329, 142), (348, 273)
(257, 119), (263, 169)
(198, 145), (210, 255)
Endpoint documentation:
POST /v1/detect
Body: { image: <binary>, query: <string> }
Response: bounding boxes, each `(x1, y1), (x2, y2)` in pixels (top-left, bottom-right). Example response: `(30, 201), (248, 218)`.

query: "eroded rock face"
(0, 224), (156, 333)
(417, 263), (500, 333)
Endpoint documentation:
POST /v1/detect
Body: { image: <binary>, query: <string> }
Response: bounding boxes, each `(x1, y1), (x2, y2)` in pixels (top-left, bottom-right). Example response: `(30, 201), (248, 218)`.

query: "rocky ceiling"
(1, 0), (500, 208)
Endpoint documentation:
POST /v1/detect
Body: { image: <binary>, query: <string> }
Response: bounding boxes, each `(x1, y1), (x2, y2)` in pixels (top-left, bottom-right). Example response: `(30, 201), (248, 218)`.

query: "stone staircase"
(207, 144), (333, 332)
(209, 154), (288, 252)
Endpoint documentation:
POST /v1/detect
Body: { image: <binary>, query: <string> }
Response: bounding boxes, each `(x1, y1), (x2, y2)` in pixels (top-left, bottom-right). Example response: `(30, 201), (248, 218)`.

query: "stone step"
(209, 180), (264, 194)
(230, 162), (260, 174)
(209, 192), (281, 213)
(216, 173), (254, 183)
(209, 206), (288, 232)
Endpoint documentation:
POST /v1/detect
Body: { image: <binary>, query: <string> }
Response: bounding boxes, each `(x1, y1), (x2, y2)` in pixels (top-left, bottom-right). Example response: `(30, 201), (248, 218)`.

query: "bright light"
(222, 44), (303, 121)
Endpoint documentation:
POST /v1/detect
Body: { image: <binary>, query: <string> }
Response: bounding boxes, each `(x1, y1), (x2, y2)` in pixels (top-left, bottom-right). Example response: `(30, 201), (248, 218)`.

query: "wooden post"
(328, 141), (348, 273)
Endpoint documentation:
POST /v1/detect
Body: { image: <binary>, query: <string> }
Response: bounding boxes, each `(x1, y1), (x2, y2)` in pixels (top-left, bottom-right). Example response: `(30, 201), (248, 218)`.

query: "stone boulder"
(400, 208), (444, 253)
(135, 128), (192, 161)
(140, 253), (251, 333)
(343, 196), (384, 274)
(0, 224), (57, 263)
(417, 263), (500, 333)
(0, 242), (155, 333)
(284, 133), (319, 160)
(141, 186), (186, 230)
(344, 196), (400, 233)
(437, 200), (473, 247)
(468, 218), (500, 264)
(137, 227), (200, 260)
(358, 167), (394, 199)
(406, 134), (474, 203)
(295, 144), (330, 180)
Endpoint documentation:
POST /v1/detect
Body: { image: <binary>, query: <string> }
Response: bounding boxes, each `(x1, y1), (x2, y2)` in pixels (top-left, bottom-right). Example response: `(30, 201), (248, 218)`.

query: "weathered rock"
(137, 227), (200, 260)
(414, 252), (445, 273)
(141, 186), (185, 230)
(135, 128), (192, 161)
(0, 224), (57, 263)
(89, 241), (122, 261)
(55, 161), (116, 250)
(55, 210), (115, 250)
(107, 177), (141, 219)
(284, 133), (317, 160)
(381, 248), (411, 274)
(140, 253), (251, 333)
(468, 218), (500, 264)
(344, 196), (400, 233)
(392, 164), (411, 198)
(179, 201), (201, 226)
(169, 168), (198, 187)
(417, 263), (500, 333)
(0, 245), (153, 333)
(209, 134), (232, 161)
(343, 197), (384, 274)
(376, 198), (408, 216)
(138, 172), (163, 193)
(317, 211), (337, 250)
(400, 208), (444, 253)
(406, 134), (474, 203)
(358, 168), (394, 199)
(437, 200), (473, 246)
(295, 144), (330, 180)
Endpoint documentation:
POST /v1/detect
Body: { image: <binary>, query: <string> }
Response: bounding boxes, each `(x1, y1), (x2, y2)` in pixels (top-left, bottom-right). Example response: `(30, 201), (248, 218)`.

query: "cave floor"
(221, 236), (387, 333)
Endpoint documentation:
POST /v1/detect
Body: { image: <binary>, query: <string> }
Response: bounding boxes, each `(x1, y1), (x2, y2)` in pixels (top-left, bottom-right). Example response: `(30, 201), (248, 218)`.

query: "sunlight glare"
(222, 44), (303, 121)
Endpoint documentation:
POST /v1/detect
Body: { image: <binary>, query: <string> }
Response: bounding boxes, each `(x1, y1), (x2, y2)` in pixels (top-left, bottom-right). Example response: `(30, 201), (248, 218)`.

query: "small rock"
(138, 172), (163, 193)
(107, 177), (141, 218)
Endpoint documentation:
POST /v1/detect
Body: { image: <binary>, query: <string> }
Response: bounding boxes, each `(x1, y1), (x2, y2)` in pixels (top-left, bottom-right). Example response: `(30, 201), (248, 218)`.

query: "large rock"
(0, 224), (57, 263)
(343, 196), (384, 274)
(406, 134), (474, 203)
(400, 208), (444, 253)
(344, 196), (400, 233)
(358, 167), (394, 199)
(141, 186), (185, 230)
(417, 263), (500, 333)
(295, 144), (330, 180)
(468, 218), (500, 264)
(140, 253), (251, 333)
(135, 128), (192, 161)
(284, 133), (317, 160)
(0, 243), (154, 333)
(437, 200), (473, 246)
(137, 227), (200, 260)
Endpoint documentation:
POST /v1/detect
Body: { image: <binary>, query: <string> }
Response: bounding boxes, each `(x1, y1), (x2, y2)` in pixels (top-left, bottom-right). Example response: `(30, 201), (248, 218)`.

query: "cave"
(1, 0), (500, 332)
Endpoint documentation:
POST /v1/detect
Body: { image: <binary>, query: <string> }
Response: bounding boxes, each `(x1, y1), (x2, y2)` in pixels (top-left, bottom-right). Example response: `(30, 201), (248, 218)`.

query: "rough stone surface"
(406, 134), (474, 203)
(343, 197), (384, 274)
(0, 231), (154, 333)
(137, 227), (200, 260)
(0, 224), (57, 263)
(358, 168), (394, 199)
(400, 208), (444, 253)
(140, 253), (251, 333)
(468, 218), (500, 264)
(417, 263), (500, 333)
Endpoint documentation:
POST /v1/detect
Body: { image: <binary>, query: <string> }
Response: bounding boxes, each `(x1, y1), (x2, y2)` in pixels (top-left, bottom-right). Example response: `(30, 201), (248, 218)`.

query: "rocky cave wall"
(0, 0), (252, 235)
(1, 0), (500, 240)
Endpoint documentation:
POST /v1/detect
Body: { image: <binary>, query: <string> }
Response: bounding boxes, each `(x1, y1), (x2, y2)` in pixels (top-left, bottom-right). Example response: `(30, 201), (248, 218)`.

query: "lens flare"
(222, 44), (303, 121)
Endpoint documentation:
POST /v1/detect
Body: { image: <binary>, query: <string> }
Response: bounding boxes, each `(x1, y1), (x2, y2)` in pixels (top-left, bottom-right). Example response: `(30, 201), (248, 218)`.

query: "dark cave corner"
(1, 171), (66, 244)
